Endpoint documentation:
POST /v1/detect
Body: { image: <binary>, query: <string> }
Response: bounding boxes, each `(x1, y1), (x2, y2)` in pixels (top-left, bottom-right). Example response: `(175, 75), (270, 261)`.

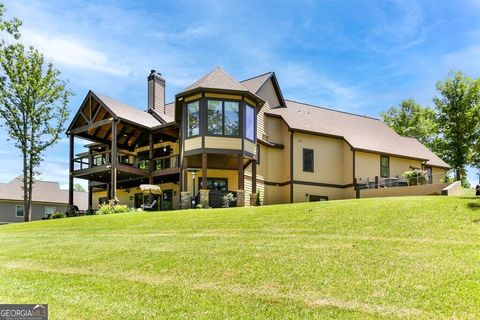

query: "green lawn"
(1, 196), (480, 319)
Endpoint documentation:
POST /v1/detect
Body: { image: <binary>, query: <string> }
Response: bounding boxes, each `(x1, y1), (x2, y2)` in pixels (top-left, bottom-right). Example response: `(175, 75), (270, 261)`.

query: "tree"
(74, 183), (86, 192)
(381, 98), (439, 151)
(0, 5), (72, 221)
(434, 71), (480, 182)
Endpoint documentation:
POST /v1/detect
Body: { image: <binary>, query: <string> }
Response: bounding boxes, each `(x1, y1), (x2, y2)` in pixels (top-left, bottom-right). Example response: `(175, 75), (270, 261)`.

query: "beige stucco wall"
(0, 201), (67, 223)
(93, 182), (180, 210)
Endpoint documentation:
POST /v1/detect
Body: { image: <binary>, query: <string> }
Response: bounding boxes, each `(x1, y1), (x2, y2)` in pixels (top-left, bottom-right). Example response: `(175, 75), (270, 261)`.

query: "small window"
(224, 101), (239, 135)
(309, 195), (328, 202)
(187, 101), (200, 137)
(303, 148), (314, 172)
(45, 206), (56, 216)
(16, 205), (24, 217)
(245, 104), (255, 141)
(380, 156), (390, 178)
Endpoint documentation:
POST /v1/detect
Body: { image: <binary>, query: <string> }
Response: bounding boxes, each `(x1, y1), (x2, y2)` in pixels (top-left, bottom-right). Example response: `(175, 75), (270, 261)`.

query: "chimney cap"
(148, 69), (165, 81)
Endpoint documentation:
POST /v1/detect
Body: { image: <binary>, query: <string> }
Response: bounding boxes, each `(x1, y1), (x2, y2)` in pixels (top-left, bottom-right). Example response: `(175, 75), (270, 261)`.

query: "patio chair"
(141, 200), (157, 211)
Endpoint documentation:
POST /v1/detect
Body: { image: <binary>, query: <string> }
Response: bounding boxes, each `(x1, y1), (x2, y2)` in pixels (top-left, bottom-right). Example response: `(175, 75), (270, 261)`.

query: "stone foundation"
(180, 191), (191, 209)
(249, 193), (257, 206)
(199, 189), (210, 208)
(236, 190), (245, 207)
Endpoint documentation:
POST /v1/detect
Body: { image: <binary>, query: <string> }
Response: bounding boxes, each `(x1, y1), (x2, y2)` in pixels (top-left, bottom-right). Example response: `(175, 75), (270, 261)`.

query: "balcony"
(72, 150), (180, 182)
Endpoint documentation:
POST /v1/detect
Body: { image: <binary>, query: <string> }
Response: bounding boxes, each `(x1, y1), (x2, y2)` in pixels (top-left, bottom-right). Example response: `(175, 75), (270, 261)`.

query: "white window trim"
(15, 204), (25, 217)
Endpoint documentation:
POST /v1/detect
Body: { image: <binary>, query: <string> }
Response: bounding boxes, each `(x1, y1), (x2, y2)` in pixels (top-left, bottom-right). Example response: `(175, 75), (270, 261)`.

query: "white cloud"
(21, 29), (131, 77)
(443, 45), (480, 76)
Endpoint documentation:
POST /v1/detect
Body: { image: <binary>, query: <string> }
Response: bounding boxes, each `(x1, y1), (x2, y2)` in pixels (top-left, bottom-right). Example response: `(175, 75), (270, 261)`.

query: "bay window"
(187, 101), (200, 137)
(245, 104), (255, 141)
(207, 100), (239, 136)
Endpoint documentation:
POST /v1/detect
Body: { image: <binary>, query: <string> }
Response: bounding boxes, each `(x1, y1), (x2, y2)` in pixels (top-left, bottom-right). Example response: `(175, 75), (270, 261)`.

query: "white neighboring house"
(0, 177), (88, 223)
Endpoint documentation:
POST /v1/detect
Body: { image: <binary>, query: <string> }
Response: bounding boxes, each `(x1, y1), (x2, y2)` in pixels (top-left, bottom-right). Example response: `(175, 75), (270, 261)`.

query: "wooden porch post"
(202, 153), (207, 189)
(88, 181), (93, 210)
(148, 133), (154, 184)
(238, 155), (244, 190)
(68, 134), (74, 206)
(110, 121), (117, 200)
(183, 156), (188, 191)
(251, 159), (257, 194)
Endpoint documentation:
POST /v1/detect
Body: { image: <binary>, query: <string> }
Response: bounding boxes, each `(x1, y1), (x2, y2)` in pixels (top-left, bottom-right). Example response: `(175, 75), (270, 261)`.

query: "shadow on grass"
(467, 202), (480, 212)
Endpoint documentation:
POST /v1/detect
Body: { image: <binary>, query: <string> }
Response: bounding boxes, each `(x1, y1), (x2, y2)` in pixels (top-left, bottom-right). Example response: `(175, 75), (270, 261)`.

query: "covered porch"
(67, 91), (180, 211)
(181, 153), (257, 208)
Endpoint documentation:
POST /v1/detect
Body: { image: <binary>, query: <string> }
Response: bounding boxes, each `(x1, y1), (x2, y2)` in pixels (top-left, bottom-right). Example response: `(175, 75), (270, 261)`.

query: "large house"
(66, 68), (450, 210)
(0, 177), (87, 223)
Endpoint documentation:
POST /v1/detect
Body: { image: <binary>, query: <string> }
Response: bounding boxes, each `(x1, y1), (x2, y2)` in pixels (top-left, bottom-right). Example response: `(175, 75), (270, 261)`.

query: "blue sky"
(2, 0), (480, 188)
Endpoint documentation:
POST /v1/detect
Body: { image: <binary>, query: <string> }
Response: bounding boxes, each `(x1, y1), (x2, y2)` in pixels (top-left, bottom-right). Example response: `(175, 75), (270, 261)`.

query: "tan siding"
(342, 142), (354, 185)
(185, 93), (202, 102)
(264, 185), (289, 205)
(293, 133), (345, 185)
(256, 79), (281, 140)
(355, 151), (380, 182)
(184, 137), (202, 151)
(0, 201), (68, 222)
(355, 151), (423, 182)
(293, 185), (355, 202)
(390, 157), (422, 178)
(431, 167), (447, 184)
(244, 140), (256, 155)
(204, 137), (241, 150)
(265, 117), (284, 144)
(205, 93), (242, 100)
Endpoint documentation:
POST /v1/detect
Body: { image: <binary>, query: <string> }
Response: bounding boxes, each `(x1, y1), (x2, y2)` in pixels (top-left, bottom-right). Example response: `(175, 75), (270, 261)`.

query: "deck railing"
(73, 151), (180, 172)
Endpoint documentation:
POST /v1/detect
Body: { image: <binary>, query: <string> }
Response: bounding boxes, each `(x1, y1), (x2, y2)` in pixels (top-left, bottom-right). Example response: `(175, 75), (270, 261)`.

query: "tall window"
(303, 148), (314, 172)
(187, 101), (200, 137)
(224, 102), (239, 135)
(16, 205), (24, 217)
(245, 104), (255, 141)
(380, 156), (390, 178)
(207, 100), (239, 136)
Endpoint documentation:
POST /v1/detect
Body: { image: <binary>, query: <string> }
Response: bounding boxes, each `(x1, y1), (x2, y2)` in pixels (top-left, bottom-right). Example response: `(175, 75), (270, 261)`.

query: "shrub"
(85, 209), (96, 215)
(255, 190), (262, 206)
(222, 192), (236, 208)
(196, 204), (204, 209)
(97, 204), (132, 215)
(403, 169), (428, 185)
(49, 212), (66, 219)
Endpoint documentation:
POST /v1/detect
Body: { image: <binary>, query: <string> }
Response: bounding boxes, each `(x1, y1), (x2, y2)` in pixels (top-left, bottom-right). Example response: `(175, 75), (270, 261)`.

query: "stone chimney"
(148, 70), (166, 113)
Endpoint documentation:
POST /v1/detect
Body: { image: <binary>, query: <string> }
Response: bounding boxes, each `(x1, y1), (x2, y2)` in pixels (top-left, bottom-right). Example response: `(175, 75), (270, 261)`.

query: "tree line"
(381, 71), (480, 186)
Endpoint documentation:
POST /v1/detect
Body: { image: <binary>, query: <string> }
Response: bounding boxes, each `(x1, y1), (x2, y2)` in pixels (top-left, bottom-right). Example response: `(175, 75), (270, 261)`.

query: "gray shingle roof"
(240, 72), (273, 94)
(92, 92), (163, 128)
(267, 100), (450, 168)
(180, 67), (250, 94)
(0, 177), (88, 209)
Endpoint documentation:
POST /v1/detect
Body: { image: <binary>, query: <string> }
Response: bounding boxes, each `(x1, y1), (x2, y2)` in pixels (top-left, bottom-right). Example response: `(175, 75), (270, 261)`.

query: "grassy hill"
(1, 195), (480, 319)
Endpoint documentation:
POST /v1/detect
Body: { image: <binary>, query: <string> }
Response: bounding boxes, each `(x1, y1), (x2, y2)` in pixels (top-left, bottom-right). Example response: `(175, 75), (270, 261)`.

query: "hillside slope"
(1, 196), (480, 319)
